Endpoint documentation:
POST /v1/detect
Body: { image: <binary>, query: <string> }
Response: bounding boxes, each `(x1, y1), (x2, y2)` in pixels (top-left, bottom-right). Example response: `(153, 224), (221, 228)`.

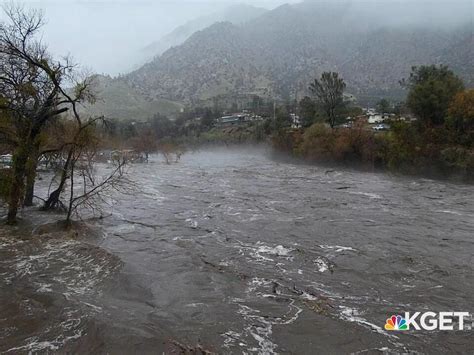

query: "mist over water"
(1, 149), (473, 353)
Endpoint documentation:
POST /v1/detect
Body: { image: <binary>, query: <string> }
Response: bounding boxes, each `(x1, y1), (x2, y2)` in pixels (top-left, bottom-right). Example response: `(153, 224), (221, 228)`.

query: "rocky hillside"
(81, 75), (183, 121)
(141, 4), (267, 59)
(92, 0), (473, 119)
(126, 0), (472, 105)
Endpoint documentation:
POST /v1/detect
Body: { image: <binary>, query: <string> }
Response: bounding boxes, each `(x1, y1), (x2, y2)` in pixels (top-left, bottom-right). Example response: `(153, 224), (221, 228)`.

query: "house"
(290, 113), (301, 129)
(368, 114), (384, 124)
(364, 107), (377, 116)
(368, 113), (392, 124)
(216, 115), (244, 126)
(0, 154), (13, 167)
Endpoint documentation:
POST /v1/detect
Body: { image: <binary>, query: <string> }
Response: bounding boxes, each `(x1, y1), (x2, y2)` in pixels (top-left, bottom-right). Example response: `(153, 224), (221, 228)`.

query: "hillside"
(127, 0), (472, 104)
(141, 4), (267, 60)
(91, 0), (473, 119)
(81, 75), (183, 121)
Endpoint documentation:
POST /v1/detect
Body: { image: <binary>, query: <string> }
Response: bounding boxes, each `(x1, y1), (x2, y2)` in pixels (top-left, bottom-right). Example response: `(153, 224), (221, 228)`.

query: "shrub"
(298, 122), (381, 165)
(385, 121), (422, 171)
(298, 123), (335, 161)
(272, 129), (303, 154)
(446, 89), (474, 146)
(272, 114), (473, 180)
(334, 123), (378, 163)
(440, 146), (474, 173)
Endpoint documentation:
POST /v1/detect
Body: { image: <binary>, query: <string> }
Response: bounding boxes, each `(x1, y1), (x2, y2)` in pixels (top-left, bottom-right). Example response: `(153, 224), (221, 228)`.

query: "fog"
(1, 0), (471, 75)
(5, 0), (300, 75)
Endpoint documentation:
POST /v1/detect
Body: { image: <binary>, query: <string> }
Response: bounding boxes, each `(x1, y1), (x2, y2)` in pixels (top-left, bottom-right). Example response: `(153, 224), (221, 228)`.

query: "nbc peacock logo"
(385, 315), (408, 331)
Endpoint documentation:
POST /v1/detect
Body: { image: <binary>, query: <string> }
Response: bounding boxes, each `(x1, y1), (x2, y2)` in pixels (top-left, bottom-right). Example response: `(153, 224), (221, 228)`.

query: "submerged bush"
(385, 121), (423, 171)
(272, 119), (473, 180)
(296, 123), (382, 166)
(272, 129), (303, 154)
(440, 146), (474, 173)
(297, 123), (334, 160)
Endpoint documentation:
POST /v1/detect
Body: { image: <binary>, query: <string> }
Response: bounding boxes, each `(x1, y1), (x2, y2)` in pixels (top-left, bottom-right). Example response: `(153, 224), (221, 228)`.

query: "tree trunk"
(24, 169), (36, 207)
(65, 159), (75, 224)
(42, 148), (73, 210)
(7, 142), (31, 224)
(329, 108), (336, 128)
(23, 140), (40, 207)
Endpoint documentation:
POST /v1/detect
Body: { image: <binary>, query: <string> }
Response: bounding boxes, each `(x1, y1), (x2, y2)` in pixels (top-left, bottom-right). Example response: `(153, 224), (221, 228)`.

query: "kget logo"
(385, 315), (408, 330)
(385, 312), (471, 331)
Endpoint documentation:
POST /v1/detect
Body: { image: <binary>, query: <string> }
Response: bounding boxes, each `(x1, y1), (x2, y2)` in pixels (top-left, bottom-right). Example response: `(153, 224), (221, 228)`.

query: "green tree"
(446, 89), (474, 145)
(404, 65), (464, 126)
(298, 96), (316, 127)
(377, 98), (391, 114)
(274, 106), (291, 131)
(309, 72), (346, 128)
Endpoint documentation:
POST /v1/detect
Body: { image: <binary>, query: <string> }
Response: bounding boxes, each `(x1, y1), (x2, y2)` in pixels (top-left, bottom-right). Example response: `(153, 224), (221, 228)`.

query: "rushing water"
(1, 148), (473, 354)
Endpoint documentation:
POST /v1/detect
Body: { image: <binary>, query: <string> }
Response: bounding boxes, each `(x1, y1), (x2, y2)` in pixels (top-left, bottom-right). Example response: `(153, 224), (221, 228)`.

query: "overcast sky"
(1, 0), (300, 75)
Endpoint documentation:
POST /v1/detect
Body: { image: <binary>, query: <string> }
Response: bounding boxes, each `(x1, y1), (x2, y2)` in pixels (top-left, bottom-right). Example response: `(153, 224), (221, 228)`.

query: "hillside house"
(0, 154), (12, 167)
(290, 113), (301, 128)
(368, 113), (393, 124)
(368, 114), (383, 124)
(216, 115), (245, 126)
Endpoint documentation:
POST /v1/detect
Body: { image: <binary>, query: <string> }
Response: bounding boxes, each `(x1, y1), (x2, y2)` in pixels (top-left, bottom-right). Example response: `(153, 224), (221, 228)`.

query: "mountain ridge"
(141, 4), (268, 60)
(89, 0), (473, 120)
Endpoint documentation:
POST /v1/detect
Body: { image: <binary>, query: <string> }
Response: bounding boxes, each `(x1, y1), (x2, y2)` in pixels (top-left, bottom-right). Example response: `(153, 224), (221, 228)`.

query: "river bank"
(163, 122), (474, 184)
(270, 123), (474, 184)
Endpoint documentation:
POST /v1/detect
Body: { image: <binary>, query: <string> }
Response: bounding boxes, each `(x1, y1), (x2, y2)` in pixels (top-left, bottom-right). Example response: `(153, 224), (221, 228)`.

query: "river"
(1, 148), (473, 354)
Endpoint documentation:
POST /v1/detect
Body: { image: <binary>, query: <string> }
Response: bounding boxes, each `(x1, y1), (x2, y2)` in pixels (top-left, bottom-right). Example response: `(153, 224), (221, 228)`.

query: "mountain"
(127, 0), (473, 104)
(92, 0), (473, 119)
(81, 75), (184, 121)
(141, 4), (267, 60)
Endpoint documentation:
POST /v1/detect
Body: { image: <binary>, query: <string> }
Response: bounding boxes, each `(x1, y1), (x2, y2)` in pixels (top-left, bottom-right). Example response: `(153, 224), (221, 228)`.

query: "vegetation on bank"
(272, 66), (473, 180)
(94, 65), (473, 181)
(0, 6), (130, 225)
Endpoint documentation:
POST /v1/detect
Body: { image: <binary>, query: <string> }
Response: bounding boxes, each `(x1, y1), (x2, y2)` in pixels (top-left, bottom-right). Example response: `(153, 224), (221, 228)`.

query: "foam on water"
(338, 306), (397, 339)
(320, 245), (357, 252)
(224, 276), (305, 354)
(349, 191), (382, 199)
(314, 257), (330, 272)
(235, 241), (294, 263)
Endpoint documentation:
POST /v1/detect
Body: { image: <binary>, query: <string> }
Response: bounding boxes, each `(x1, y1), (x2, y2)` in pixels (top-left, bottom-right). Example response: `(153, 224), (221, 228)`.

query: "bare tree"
(309, 72), (346, 128)
(64, 156), (131, 225)
(159, 142), (184, 165)
(130, 130), (157, 162)
(35, 112), (135, 227)
(42, 116), (102, 211)
(0, 4), (94, 223)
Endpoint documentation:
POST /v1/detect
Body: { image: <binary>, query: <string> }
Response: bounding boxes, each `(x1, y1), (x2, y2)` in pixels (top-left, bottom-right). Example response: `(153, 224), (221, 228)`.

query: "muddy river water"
(1, 148), (473, 354)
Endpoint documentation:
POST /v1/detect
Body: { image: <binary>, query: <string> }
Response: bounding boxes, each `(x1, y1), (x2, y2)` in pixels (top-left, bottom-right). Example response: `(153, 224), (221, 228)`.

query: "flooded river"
(1, 148), (473, 354)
